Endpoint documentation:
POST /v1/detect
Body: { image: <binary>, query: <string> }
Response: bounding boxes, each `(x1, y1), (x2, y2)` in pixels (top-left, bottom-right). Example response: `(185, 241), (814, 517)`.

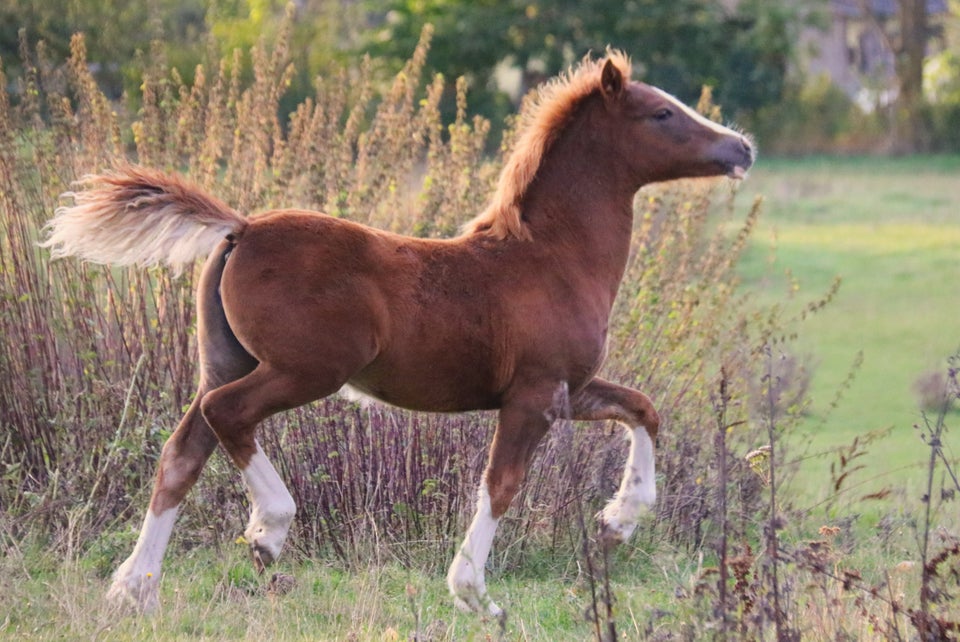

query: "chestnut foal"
(44, 52), (753, 615)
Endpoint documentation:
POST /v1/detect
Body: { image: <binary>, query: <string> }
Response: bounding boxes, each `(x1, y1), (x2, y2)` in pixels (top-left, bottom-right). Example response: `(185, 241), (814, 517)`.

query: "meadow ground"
(736, 155), (960, 507)
(0, 531), (925, 641)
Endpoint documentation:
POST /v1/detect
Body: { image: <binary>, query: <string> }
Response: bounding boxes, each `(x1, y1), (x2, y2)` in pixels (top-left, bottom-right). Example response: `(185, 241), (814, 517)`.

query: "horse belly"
(346, 366), (500, 413)
(347, 341), (502, 412)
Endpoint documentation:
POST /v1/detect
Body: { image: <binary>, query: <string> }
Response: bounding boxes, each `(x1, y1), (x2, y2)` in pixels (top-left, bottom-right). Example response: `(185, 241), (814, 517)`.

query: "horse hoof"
(452, 593), (503, 618)
(596, 511), (634, 550)
(250, 544), (275, 575)
(266, 572), (296, 596)
(106, 572), (159, 614)
(242, 516), (289, 574)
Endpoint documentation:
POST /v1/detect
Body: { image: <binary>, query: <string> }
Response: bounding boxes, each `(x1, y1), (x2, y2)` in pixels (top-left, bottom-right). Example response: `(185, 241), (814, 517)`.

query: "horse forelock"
(463, 51), (632, 241)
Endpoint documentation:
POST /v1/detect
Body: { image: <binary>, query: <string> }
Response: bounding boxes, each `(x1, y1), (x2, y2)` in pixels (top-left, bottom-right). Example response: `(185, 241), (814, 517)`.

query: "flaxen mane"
(463, 51), (633, 240)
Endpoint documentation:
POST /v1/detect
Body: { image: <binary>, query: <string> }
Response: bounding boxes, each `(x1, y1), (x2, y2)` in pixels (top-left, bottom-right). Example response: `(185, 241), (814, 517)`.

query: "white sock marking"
(447, 484), (502, 615)
(242, 442), (296, 564)
(107, 506), (178, 612)
(600, 427), (656, 542)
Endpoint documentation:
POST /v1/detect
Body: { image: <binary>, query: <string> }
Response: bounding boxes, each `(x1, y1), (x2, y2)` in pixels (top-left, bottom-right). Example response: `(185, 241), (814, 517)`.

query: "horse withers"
(43, 51), (754, 616)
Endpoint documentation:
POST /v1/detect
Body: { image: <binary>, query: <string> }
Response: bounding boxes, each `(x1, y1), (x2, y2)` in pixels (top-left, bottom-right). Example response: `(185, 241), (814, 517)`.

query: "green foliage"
(366, 0), (817, 140)
(749, 74), (887, 155)
(0, 0), (361, 116)
(0, 0), (207, 98)
(923, 50), (960, 151)
(925, 50), (960, 105)
(5, 0), (958, 155)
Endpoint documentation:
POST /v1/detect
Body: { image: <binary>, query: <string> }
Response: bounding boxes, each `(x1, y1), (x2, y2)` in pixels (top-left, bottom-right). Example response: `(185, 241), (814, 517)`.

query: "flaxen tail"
(42, 165), (247, 274)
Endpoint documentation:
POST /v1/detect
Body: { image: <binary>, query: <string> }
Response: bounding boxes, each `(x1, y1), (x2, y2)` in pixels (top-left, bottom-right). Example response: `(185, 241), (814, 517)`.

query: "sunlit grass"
(5, 526), (950, 641)
(737, 155), (960, 505)
(771, 223), (960, 254)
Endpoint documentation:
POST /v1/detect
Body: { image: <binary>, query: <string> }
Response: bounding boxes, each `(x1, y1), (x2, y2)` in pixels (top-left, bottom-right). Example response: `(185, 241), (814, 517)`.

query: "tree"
(857, 0), (934, 152)
(0, 0), (207, 98)
(363, 0), (815, 133)
(895, 0), (930, 151)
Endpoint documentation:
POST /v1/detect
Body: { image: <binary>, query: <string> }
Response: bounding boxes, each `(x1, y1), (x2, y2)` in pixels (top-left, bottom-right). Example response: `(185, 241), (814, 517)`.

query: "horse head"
(598, 59), (755, 187)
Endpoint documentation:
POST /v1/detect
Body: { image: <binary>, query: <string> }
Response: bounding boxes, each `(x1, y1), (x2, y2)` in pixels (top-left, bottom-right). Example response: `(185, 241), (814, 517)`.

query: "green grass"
(736, 155), (960, 504)
(1, 527), (935, 640)
(0, 540), (701, 641)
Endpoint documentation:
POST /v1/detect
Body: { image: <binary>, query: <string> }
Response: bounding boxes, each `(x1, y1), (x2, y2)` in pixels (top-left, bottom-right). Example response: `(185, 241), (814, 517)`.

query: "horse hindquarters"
(198, 222), (389, 572)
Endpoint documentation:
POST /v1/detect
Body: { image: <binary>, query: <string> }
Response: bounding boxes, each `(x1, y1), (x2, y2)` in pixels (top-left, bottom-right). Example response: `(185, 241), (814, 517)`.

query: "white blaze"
(652, 86), (739, 137)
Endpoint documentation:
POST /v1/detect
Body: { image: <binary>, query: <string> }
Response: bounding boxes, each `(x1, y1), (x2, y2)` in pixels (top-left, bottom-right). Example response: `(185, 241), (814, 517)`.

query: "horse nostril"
(739, 136), (753, 156)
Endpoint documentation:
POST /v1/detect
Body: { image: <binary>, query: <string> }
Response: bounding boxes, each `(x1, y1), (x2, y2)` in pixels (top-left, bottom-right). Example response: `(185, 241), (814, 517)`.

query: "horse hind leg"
(571, 377), (660, 547)
(106, 393), (219, 612)
(200, 364), (350, 573)
(107, 245), (256, 612)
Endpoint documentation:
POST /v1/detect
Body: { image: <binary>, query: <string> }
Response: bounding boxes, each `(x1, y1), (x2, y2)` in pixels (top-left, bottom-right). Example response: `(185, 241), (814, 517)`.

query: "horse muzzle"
(713, 134), (756, 180)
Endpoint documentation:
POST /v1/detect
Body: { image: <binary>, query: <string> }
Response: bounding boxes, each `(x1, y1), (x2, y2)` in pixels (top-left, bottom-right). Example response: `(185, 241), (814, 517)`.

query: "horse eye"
(653, 108), (673, 122)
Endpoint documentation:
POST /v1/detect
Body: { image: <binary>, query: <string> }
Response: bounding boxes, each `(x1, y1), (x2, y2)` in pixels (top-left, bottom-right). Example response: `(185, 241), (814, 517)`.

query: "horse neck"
(519, 109), (638, 302)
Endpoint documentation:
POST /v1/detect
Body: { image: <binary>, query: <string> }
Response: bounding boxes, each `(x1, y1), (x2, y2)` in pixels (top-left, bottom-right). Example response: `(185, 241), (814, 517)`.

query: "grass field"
(0, 536), (922, 641)
(736, 155), (960, 505)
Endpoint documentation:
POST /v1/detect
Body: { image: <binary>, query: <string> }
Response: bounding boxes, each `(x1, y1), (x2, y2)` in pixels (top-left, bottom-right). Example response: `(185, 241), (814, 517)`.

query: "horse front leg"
(571, 377), (660, 547)
(447, 385), (556, 616)
(447, 481), (502, 616)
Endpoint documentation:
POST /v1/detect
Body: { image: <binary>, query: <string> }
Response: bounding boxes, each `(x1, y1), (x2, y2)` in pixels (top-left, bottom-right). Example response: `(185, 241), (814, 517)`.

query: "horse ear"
(600, 59), (624, 101)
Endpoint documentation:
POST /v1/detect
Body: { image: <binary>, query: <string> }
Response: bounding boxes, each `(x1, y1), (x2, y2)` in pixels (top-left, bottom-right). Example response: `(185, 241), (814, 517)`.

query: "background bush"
(5, 1), (958, 156)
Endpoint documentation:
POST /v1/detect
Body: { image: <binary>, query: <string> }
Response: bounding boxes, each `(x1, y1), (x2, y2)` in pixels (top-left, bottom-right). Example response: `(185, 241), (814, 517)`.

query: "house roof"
(833, 0), (948, 18)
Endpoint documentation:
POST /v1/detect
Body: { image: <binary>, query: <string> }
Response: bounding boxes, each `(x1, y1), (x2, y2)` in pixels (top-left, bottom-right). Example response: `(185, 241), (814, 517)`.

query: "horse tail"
(42, 164), (247, 274)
